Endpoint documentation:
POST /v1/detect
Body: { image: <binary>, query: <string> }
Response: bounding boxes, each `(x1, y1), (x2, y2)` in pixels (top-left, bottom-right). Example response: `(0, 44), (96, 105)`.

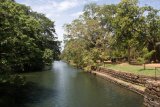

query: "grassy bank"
(102, 64), (160, 77)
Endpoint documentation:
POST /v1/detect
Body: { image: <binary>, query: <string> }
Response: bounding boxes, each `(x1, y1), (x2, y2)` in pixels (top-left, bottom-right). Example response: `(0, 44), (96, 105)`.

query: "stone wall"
(91, 71), (145, 95)
(93, 67), (160, 107)
(144, 80), (160, 107)
(95, 67), (156, 86)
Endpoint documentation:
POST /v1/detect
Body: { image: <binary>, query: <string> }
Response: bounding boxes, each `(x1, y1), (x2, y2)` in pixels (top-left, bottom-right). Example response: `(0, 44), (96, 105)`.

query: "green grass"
(102, 64), (160, 77)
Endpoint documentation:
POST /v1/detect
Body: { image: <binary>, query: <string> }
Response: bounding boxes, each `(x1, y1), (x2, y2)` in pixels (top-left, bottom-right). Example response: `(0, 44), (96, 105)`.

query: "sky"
(15, 0), (160, 48)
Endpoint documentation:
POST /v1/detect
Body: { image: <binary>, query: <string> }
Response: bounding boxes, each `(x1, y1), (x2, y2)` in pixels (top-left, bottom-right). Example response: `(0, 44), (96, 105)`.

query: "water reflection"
(0, 61), (144, 107)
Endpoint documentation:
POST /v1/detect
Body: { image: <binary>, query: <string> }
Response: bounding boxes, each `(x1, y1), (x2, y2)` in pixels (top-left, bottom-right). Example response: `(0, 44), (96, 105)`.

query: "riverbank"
(91, 67), (160, 107)
(65, 61), (158, 94)
(91, 71), (145, 96)
(103, 63), (160, 77)
(90, 66), (157, 95)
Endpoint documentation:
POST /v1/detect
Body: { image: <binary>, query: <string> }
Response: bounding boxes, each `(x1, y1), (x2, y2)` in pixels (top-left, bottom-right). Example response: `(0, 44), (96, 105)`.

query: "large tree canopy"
(62, 0), (160, 71)
(0, 0), (61, 73)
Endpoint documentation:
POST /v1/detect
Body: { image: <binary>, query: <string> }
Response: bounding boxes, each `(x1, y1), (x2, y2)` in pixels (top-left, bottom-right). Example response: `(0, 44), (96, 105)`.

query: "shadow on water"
(0, 82), (57, 107)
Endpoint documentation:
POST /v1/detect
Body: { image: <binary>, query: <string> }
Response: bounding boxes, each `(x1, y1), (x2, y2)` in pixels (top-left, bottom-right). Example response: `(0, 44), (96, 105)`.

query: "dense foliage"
(61, 0), (160, 71)
(0, 0), (61, 75)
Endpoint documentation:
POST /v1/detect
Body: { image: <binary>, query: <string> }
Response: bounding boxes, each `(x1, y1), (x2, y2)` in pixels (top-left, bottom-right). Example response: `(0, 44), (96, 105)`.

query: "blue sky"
(16, 0), (160, 46)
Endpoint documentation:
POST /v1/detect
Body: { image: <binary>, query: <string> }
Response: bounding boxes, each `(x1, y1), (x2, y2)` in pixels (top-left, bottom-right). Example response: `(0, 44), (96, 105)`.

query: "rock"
(144, 80), (160, 107)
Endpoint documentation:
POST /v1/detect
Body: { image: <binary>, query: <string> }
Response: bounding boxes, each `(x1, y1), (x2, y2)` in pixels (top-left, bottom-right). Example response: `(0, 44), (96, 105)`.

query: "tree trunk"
(144, 63), (146, 70)
(148, 42), (157, 62)
(128, 46), (131, 64)
(154, 44), (157, 62)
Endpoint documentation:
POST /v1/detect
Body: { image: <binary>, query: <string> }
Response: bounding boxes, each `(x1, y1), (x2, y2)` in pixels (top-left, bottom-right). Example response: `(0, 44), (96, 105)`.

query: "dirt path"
(145, 64), (160, 67)
(119, 63), (160, 67)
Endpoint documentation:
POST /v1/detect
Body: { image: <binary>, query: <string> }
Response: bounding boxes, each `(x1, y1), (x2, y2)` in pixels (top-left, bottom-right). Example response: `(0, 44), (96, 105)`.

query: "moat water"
(0, 61), (144, 107)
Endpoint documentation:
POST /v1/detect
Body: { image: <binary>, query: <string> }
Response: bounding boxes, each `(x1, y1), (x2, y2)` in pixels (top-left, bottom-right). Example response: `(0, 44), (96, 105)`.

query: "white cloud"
(27, 0), (83, 13)
(56, 0), (79, 11)
(70, 11), (83, 17)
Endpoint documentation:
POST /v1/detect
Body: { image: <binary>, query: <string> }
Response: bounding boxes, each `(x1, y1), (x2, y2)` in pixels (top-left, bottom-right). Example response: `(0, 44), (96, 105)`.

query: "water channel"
(1, 61), (144, 107)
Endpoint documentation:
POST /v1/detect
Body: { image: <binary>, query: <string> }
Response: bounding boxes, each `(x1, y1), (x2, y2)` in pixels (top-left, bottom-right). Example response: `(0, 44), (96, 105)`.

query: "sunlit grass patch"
(102, 64), (160, 77)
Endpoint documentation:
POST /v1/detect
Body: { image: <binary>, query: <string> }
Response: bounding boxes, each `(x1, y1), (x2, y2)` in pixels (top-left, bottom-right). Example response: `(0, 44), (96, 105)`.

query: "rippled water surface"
(1, 61), (145, 107)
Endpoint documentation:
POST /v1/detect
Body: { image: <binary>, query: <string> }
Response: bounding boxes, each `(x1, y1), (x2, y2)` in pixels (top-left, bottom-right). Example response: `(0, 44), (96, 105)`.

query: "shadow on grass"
(0, 82), (57, 107)
(138, 69), (155, 71)
(104, 63), (118, 68)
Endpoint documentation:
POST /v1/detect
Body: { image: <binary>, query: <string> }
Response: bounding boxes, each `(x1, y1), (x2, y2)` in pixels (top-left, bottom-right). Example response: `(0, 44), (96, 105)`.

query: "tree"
(0, 0), (60, 74)
(62, 1), (160, 71)
(112, 0), (145, 63)
(144, 7), (160, 62)
(137, 48), (155, 69)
